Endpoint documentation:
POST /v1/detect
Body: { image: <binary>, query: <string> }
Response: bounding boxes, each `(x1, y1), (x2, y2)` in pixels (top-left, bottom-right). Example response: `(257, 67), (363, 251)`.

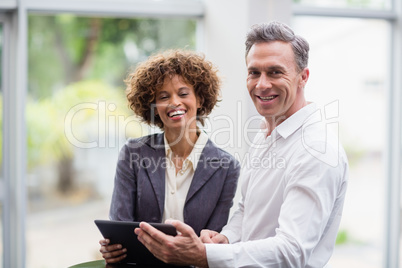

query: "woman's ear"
(196, 96), (202, 109)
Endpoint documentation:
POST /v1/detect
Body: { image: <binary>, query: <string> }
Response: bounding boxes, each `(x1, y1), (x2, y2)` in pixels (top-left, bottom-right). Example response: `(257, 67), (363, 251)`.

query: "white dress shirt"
(162, 131), (208, 222)
(205, 103), (349, 268)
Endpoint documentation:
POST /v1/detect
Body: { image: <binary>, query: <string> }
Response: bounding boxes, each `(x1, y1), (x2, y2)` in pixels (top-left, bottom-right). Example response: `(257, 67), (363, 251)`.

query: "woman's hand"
(200, 230), (229, 244)
(99, 239), (127, 263)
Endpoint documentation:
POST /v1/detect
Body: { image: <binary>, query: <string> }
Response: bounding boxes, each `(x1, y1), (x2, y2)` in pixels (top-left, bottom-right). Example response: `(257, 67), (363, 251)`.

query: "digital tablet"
(95, 219), (178, 267)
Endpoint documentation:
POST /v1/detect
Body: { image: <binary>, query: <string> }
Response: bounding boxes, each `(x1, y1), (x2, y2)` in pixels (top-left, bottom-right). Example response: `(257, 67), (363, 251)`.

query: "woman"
(99, 49), (240, 263)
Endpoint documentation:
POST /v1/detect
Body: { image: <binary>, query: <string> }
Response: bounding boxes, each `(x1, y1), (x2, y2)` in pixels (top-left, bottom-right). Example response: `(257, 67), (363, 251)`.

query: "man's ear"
(299, 67), (310, 90)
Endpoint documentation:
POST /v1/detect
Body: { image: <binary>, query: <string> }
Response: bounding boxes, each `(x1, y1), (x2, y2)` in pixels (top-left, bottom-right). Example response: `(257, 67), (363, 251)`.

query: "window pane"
(293, 0), (391, 10)
(27, 14), (196, 268)
(293, 17), (389, 267)
(0, 22), (3, 268)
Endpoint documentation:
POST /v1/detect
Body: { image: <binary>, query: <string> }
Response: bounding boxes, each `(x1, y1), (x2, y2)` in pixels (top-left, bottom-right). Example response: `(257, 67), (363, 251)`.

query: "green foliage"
(25, 14), (196, 178)
(28, 14), (196, 99)
(26, 80), (142, 169)
(335, 229), (349, 245)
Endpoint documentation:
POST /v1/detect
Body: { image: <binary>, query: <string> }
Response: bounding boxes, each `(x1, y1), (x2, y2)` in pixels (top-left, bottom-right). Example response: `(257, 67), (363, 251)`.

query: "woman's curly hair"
(125, 49), (221, 129)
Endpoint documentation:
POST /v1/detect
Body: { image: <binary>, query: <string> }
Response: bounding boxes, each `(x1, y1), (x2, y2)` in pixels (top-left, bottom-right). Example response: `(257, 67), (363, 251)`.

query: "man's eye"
(270, 71), (283, 76)
(248, 71), (259, 76)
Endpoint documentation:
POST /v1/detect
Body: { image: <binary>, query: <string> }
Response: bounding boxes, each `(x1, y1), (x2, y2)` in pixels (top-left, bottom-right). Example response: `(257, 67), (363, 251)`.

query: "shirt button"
(170, 190), (175, 194)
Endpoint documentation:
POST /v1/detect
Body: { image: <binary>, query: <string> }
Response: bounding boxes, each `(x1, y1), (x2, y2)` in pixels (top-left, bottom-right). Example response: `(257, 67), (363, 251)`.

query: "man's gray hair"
(245, 21), (310, 71)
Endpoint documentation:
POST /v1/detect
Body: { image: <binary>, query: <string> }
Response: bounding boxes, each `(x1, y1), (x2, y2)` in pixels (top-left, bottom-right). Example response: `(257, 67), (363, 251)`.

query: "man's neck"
(264, 116), (286, 137)
(264, 98), (309, 136)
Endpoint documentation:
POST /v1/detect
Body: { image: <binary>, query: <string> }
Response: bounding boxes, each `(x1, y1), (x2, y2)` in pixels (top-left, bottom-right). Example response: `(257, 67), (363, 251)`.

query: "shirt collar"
(164, 131), (208, 170)
(264, 103), (318, 139)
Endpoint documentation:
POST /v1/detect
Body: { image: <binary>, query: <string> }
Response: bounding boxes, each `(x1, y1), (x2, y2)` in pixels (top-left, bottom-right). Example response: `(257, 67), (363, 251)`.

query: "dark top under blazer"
(109, 133), (240, 235)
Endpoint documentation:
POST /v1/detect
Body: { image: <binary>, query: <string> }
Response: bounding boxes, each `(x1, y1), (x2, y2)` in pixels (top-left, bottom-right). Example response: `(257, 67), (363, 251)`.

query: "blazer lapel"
(186, 139), (221, 202)
(143, 133), (166, 217)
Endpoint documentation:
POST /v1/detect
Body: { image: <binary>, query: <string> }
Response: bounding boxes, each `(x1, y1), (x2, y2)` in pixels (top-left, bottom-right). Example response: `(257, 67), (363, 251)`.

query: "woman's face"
(154, 75), (200, 133)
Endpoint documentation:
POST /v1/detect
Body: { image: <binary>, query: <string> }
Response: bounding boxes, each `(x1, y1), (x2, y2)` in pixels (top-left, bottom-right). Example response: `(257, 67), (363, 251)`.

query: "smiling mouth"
(168, 110), (186, 118)
(258, 95), (277, 101)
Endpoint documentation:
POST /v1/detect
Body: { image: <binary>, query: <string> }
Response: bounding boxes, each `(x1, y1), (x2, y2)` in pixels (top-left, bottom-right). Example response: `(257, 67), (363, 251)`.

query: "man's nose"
(256, 74), (272, 89)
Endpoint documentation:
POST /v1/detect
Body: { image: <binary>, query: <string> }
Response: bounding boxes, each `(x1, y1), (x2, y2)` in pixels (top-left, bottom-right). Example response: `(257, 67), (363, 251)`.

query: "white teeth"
(260, 96), (275, 100)
(168, 110), (185, 117)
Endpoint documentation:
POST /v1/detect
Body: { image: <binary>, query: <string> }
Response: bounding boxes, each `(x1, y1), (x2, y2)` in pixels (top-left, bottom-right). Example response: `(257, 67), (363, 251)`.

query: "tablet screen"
(95, 219), (178, 267)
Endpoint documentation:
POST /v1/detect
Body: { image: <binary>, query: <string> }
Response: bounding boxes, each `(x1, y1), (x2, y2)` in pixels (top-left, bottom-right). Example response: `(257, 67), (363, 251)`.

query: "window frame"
(2, 0), (402, 267)
(25, 0), (204, 17)
(1, 10), (28, 268)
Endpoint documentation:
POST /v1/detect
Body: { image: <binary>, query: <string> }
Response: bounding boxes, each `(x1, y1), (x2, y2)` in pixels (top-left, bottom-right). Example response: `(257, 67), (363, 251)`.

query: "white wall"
(201, 0), (292, 161)
(201, 0), (249, 160)
(202, 0), (292, 215)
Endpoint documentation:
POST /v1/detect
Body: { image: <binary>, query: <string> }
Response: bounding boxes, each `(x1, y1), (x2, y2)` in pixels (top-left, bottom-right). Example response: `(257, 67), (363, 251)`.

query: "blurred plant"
(335, 229), (349, 245)
(26, 80), (143, 193)
(25, 14), (195, 195)
(28, 14), (196, 100)
(342, 141), (367, 168)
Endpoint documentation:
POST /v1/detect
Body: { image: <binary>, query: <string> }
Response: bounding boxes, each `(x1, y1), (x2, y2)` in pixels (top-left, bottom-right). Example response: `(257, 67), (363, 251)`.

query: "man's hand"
(99, 239), (127, 263)
(200, 230), (229, 244)
(135, 220), (208, 268)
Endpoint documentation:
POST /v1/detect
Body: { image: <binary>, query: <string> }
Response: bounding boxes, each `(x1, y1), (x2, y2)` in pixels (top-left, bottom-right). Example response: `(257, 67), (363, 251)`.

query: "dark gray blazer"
(109, 133), (240, 235)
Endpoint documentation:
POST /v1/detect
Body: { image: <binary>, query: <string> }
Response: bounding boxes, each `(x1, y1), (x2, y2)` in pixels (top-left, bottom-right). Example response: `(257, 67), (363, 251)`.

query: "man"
(135, 21), (349, 268)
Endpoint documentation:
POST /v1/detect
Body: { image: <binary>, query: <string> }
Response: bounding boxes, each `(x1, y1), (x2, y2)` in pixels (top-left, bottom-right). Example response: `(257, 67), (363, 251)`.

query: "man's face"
(246, 41), (309, 122)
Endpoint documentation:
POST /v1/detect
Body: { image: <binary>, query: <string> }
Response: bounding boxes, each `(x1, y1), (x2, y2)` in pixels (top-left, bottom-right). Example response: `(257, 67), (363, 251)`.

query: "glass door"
(293, 17), (390, 268)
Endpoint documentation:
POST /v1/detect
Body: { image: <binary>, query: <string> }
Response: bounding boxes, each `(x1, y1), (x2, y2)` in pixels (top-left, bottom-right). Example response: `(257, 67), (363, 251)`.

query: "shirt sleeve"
(205, 243), (235, 268)
(206, 235), (300, 268)
(220, 199), (244, 243)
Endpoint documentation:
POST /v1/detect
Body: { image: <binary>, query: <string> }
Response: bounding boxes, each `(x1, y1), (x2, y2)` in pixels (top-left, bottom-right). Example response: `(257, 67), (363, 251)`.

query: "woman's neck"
(165, 128), (199, 159)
